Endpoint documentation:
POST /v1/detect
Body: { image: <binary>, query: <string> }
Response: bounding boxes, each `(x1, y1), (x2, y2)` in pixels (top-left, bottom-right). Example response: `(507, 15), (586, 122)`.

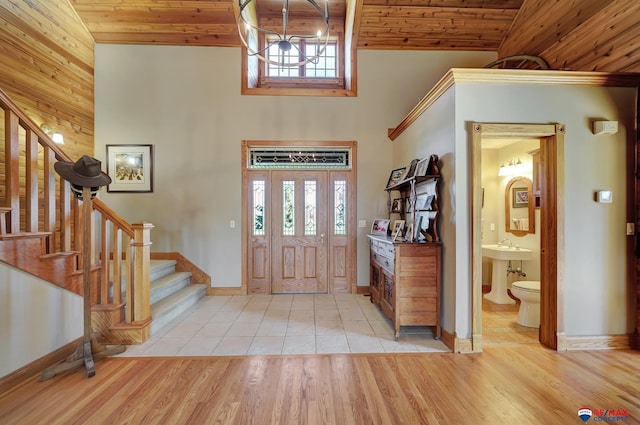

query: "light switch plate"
(359, 220), (366, 228)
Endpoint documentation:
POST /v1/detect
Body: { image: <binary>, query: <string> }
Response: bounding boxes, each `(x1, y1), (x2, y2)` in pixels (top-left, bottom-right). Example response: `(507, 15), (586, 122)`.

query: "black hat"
(54, 155), (112, 188)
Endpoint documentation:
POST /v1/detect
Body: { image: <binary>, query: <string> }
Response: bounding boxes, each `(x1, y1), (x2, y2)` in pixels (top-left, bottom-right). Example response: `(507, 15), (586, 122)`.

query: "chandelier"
(237, 0), (330, 68)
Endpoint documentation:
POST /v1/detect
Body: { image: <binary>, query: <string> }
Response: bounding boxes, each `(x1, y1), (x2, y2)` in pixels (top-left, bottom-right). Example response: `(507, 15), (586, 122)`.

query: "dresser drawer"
(370, 239), (395, 260)
(371, 250), (395, 275)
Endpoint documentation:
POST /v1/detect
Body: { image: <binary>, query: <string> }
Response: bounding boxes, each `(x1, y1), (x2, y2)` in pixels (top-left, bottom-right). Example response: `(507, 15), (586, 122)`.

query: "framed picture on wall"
(512, 187), (529, 208)
(106, 144), (154, 193)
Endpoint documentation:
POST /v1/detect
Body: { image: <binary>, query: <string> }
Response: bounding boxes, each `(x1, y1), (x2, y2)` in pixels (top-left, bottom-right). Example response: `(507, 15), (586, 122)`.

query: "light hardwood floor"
(482, 297), (539, 346)
(0, 346), (638, 424)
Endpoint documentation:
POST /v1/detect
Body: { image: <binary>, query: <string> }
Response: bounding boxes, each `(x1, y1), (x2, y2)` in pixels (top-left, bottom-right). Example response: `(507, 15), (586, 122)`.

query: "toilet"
(510, 280), (540, 328)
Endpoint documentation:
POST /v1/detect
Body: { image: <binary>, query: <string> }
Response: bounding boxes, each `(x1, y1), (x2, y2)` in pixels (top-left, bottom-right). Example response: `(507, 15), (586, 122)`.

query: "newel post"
(131, 222), (154, 323)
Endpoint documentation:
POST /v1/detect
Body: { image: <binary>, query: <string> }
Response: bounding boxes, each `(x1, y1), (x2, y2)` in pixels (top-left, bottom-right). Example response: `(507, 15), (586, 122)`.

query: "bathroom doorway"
(470, 123), (565, 351)
(480, 136), (541, 347)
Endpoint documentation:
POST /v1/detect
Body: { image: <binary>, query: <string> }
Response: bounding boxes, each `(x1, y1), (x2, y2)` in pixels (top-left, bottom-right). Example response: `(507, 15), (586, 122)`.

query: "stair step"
(40, 250), (81, 260)
(0, 231), (51, 241)
(150, 284), (206, 335)
(111, 259), (179, 295)
(149, 259), (178, 281)
(150, 271), (192, 305)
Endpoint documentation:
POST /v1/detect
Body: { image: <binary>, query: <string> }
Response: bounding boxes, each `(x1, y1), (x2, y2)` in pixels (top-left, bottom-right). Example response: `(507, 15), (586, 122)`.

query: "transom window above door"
(248, 147), (351, 169)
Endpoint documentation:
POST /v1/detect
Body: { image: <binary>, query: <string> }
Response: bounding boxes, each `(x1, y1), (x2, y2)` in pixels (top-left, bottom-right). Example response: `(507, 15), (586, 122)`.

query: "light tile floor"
(119, 294), (450, 356)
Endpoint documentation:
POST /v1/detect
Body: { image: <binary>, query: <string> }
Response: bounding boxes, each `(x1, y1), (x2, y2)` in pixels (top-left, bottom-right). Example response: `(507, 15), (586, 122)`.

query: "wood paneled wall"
(500, 0), (640, 72)
(0, 0), (95, 160)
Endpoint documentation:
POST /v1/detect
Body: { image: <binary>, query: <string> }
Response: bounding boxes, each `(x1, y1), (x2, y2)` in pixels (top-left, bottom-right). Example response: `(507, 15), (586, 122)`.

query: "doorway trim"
(471, 123), (565, 351)
(241, 140), (358, 294)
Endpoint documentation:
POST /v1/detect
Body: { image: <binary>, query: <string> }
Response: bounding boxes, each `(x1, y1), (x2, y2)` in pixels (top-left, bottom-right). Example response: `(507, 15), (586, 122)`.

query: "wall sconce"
(40, 124), (64, 144)
(499, 157), (533, 177)
(498, 158), (522, 176)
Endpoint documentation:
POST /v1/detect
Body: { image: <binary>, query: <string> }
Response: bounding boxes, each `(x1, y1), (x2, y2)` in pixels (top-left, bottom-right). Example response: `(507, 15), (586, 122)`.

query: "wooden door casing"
(471, 123), (561, 352)
(242, 140), (357, 295)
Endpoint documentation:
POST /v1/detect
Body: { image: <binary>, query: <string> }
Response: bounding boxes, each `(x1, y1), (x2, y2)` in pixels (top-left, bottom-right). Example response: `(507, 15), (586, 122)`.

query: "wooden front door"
(271, 171), (328, 293)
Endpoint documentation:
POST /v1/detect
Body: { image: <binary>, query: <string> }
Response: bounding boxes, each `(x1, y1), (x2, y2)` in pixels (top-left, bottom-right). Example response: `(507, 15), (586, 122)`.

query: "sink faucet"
(498, 238), (512, 248)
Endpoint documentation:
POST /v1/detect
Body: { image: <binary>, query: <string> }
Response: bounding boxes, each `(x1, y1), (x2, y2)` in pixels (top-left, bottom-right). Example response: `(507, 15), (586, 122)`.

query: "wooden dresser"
(368, 235), (442, 339)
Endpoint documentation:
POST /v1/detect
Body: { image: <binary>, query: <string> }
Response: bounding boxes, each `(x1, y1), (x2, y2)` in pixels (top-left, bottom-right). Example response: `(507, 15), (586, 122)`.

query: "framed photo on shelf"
(371, 218), (390, 235)
(391, 198), (404, 213)
(404, 159), (419, 179)
(414, 157), (429, 177)
(106, 144), (154, 193)
(422, 194), (435, 210)
(386, 167), (407, 189)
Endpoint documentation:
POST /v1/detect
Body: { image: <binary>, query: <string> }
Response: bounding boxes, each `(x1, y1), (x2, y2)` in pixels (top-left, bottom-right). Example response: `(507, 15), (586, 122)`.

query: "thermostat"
(596, 190), (613, 203)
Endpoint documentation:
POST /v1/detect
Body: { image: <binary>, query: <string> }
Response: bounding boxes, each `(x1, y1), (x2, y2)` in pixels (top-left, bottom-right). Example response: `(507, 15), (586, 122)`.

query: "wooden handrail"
(0, 88), (70, 162)
(93, 198), (134, 237)
(1, 86), (154, 342)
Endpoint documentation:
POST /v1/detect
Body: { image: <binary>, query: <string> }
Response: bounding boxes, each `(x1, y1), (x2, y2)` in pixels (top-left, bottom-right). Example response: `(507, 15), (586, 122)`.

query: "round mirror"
(504, 176), (535, 237)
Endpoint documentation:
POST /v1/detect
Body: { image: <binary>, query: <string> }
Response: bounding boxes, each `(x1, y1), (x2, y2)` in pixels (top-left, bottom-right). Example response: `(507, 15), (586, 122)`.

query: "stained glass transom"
(249, 148), (350, 169)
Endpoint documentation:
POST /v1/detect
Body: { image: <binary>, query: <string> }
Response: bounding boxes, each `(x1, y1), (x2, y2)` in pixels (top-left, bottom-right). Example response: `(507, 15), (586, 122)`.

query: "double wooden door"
(245, 169), (353, 294)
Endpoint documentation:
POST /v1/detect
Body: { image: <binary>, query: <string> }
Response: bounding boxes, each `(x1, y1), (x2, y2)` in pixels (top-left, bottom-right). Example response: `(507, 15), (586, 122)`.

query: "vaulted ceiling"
(69, 0), (640, 72)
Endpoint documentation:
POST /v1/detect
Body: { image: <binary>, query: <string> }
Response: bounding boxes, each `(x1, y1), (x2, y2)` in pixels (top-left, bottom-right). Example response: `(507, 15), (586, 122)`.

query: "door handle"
(319, 233), (325, 244)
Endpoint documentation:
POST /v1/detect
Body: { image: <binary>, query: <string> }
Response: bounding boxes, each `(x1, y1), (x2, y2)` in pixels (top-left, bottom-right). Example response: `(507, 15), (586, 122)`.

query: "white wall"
(454, 83), (635, 338)
(0, 263), (82, 377)
(94, 45), (496, 289)
(388, 89), (458, 334)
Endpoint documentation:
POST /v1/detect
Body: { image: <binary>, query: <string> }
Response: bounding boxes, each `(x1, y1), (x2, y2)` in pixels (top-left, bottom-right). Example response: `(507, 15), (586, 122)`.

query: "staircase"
(0, 87), (210, 345)
(148, 259), (206, 335)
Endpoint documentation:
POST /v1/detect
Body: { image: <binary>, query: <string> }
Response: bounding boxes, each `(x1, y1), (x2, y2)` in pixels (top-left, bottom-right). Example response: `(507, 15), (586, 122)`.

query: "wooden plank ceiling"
(70, 0), (639, 72)
(69, 0), (520, 50)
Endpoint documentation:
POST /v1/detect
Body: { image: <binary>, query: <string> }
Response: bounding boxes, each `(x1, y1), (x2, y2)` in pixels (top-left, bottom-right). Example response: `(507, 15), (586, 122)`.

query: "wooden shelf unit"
(368, 235), (442, 340)
(386, 174), (440, 242)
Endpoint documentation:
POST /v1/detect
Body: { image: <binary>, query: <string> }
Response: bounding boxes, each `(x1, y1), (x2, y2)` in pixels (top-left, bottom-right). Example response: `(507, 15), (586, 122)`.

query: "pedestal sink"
(482, 244), (532, 304)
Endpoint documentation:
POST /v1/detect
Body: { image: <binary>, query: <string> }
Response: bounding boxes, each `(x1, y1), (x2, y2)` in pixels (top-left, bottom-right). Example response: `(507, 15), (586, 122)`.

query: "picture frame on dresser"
(392, 224), (403, 242)
(405, 223), (413, 242)
(392, 219), (405, 235)
(371, 218), (390, 235)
